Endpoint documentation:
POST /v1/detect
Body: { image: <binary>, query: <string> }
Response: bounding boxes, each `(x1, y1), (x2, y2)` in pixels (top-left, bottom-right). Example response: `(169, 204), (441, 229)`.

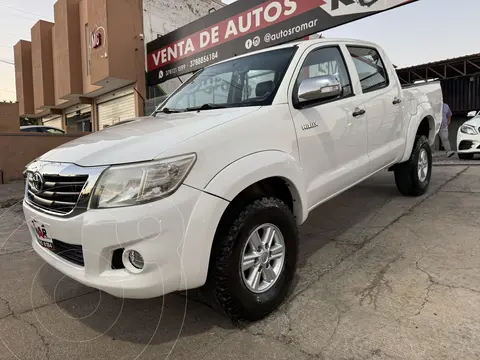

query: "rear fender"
(400, 102), (437, 163)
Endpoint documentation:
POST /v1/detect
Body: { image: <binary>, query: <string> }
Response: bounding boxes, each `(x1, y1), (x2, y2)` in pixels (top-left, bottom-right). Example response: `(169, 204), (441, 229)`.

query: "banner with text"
(146, 0), (417, 86)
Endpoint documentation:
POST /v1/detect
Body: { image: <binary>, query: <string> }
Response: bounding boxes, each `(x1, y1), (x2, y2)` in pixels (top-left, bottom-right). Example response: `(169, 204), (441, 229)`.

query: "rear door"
(345, 45), (403, 172)
(288, 44), (370, 209)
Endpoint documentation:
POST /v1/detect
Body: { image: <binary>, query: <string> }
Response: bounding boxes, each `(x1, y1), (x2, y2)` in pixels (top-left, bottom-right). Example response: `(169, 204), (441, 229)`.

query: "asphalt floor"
(1, 164), (479, 360)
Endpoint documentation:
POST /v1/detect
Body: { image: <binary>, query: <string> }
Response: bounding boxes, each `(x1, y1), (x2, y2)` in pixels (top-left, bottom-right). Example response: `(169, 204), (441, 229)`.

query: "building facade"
(14, 0), (224, 133)
(0, 102), (20, 133)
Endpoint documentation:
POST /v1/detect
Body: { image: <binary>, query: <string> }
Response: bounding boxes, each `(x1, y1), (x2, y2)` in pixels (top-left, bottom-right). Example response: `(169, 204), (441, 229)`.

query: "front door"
(288, 45), (370, 209)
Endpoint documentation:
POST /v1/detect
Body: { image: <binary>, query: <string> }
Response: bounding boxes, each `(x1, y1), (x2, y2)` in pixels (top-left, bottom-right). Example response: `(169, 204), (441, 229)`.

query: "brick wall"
(0, 102), (20, 133)
(0, 133), (86, 183)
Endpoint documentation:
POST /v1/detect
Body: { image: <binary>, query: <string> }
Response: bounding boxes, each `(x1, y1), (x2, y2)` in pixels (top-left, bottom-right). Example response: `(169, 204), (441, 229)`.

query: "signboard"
(146, 0), (418, 86)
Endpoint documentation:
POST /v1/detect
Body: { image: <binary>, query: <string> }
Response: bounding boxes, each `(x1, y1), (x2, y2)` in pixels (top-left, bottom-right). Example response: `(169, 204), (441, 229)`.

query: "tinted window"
(296, 46), (353, 99)
(161, 47), (297, 112)
(347, 46), (389, 93)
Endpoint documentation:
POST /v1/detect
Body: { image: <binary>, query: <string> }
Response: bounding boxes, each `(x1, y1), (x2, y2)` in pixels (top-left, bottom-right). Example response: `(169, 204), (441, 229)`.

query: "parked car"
(456, 110), (480, 159)
(22, 38), (442, 321)
(20, 125), (65, 134)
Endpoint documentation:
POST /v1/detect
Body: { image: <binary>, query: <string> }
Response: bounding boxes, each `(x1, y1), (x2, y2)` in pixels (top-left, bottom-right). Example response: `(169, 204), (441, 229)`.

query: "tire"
(394, 135), (432, 196)
(458, 153), (474, 160)
(201, 197), (298, 322)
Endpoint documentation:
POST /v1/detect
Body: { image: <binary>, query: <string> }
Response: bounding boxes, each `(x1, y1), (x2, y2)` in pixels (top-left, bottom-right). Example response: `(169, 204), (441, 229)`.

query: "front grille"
(51, 239), (84, 266)
(27, 174), (88, 214)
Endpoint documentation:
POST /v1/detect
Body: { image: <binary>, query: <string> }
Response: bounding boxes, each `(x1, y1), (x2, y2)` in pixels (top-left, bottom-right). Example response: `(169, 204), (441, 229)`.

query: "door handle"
(352, 108), (366, 117)
(393, 97), (402, 105)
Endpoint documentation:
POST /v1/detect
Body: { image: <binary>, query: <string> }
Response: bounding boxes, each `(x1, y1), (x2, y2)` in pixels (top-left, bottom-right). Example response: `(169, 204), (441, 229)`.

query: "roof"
(396, 52), (480, 84)
(211, 37), (379, 66)
(397, 52), (480, 71)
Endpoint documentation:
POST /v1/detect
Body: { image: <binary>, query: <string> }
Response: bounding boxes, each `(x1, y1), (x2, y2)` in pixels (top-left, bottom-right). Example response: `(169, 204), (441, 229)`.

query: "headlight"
(90, 153), (196, 209)
(460, 125), (478, 135)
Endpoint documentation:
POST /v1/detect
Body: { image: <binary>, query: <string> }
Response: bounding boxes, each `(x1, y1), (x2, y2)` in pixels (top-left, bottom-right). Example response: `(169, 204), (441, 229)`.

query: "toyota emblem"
(31, 172), (44, 193)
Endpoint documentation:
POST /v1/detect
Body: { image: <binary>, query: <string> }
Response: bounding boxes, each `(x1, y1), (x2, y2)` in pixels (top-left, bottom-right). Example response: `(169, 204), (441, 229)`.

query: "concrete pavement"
(1, 166), (480, 360)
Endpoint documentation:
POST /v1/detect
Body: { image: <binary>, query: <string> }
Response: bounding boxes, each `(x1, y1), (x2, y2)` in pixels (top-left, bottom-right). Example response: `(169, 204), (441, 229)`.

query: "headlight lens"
(460, 125), (478, 135)
(91, 153), (196, 209)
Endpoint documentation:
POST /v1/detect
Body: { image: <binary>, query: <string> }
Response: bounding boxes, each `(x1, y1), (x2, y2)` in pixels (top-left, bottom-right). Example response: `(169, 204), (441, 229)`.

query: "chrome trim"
(301, 122), (318, 130)
(297, 75), (342, 103)
(24, 161), (109, 218)
(31, 172), (44, 193)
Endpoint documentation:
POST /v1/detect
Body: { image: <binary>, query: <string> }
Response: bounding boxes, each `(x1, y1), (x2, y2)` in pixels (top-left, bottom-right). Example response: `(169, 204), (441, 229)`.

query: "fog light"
(127, 250), (144, 269)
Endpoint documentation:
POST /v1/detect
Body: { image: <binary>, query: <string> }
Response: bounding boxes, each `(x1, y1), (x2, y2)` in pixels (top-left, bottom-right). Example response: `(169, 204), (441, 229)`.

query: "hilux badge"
(301, 122), (318, 130)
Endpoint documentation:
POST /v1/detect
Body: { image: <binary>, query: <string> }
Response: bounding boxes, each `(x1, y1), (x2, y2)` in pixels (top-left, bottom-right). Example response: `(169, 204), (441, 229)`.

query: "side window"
(347, 46), (389, 93)
(295, 46), (353, 100)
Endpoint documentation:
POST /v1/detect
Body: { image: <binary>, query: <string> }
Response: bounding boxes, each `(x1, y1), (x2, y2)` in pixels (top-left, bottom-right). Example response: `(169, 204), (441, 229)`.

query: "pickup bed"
(23, 38), (442, 321)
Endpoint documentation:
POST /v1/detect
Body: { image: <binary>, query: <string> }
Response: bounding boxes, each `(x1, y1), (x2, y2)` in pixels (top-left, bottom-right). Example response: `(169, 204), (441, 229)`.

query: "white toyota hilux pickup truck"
(23, 38), (442, 321)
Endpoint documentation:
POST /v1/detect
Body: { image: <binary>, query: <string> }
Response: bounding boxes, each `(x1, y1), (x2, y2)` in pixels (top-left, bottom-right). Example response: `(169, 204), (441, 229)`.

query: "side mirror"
(297, 75), (342, 104)
(467, 110), (478, 118)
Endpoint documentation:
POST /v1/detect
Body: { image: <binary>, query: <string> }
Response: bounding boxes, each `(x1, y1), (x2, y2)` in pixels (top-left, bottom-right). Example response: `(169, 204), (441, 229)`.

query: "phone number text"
(164, 52), (219, 78)
(189, 52), (219, 68)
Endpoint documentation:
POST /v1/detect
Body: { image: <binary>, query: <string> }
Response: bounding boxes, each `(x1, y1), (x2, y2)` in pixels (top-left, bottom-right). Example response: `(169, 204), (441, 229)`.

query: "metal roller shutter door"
(98, 92), (135, 130)
(65, 103), (91, 116)
(43, 116), (62, 129)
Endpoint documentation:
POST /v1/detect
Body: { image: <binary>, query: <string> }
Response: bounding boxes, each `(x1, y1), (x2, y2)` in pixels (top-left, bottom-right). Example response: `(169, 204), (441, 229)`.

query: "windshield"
(158, 47), (297, 113)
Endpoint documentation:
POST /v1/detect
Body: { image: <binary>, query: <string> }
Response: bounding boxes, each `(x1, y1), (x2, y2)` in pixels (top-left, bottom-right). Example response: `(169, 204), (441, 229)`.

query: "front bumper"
(24, 184), (222, 299)
(456, 132), (480, 153)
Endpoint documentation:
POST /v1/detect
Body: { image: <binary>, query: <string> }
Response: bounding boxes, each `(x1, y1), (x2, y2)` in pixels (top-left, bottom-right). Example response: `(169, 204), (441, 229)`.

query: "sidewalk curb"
(434, 162), (480, 166)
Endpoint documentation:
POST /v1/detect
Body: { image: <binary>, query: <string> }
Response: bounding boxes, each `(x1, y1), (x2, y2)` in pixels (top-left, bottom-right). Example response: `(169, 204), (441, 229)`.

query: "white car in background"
(457, 110), (480, 160)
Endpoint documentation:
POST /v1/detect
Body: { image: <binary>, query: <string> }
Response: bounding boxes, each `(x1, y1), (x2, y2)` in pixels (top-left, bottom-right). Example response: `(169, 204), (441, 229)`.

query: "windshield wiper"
(186, 103), (227, 112)
(153, 107), (185, 115)
(163, 107), (186, 114)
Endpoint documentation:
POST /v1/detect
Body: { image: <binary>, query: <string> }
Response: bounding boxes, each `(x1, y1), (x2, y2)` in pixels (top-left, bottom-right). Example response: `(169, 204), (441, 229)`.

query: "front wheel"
(202, 197), (299, 321)
(394, 135), (432, 196)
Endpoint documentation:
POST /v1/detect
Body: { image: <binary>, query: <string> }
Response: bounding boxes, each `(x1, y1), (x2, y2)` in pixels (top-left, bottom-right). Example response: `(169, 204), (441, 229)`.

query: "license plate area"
(30, 219), (54, 250)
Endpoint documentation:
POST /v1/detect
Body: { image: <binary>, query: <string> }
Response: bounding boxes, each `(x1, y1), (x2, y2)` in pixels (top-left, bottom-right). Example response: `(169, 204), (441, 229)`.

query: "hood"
(39, 107), (260, 166)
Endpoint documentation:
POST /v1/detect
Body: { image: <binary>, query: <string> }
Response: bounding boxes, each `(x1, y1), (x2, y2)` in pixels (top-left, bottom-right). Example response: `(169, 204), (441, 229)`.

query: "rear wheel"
(458, 153), (474, 160)
(201, 197), (298, 321)
(394, 135), (432, 196)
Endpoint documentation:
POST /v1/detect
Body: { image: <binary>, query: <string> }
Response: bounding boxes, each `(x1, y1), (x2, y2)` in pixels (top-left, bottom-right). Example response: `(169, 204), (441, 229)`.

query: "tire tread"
(394, 135), (431, 196)
(199, 197), (297, 321)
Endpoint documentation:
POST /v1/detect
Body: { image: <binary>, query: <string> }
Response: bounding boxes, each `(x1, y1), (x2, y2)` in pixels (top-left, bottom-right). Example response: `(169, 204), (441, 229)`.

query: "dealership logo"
(331, 0), (379, 10)
(323, 0), (408, 16)
(92, 31), (102, 49)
